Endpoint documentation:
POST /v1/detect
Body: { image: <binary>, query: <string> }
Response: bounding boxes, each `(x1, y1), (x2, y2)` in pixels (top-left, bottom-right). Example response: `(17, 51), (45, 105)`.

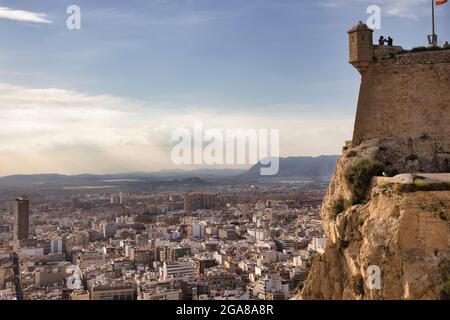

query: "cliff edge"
(300, 140), (450, 300)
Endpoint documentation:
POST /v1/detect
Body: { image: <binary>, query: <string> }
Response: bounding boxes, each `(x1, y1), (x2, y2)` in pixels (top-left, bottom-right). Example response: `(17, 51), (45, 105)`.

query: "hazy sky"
(0, 0), (448, 175)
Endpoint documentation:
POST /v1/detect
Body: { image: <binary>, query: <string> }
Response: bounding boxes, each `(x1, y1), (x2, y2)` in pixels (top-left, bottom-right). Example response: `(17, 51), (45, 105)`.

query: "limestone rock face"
(300, 140), (450, 300)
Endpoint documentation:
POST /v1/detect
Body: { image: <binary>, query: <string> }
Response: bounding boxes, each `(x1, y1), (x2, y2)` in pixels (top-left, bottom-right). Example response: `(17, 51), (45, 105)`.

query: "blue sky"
(0, 0), (448, 175)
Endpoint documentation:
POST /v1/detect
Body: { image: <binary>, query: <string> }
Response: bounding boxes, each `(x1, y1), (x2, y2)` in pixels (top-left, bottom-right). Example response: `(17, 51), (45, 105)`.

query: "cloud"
(0, 6), (52, 24)
(317, 0), (430, 20)
(0, 83), (353, 175)
(83, 1), (241, 27)
(382, 0), (429, 19)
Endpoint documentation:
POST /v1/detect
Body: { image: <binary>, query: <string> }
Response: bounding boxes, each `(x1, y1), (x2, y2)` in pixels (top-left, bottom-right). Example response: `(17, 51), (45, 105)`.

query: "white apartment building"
(161, 261), (195, 282)
(309, 237), (327, 254)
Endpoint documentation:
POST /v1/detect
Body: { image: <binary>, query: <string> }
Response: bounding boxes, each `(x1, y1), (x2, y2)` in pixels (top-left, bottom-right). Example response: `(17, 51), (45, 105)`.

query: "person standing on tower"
(386, 37), (394, 46)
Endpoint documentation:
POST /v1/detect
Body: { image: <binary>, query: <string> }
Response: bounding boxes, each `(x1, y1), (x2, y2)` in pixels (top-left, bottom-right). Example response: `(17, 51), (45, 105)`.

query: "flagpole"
(432, 0), (437, 46)
(432, 0), (436, 38)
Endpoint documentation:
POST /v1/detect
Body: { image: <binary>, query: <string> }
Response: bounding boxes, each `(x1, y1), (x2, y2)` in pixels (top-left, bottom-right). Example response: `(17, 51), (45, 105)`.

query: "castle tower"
(348, 21), (374, 72)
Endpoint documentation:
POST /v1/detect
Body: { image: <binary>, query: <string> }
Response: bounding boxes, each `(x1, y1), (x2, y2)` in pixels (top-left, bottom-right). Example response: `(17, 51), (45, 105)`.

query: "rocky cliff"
(299, 138), (450, 300)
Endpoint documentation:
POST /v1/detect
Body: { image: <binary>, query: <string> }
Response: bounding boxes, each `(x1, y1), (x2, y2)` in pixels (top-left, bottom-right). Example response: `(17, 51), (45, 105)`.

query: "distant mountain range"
(0, 170), (243, 186)
(0, 156), (338, 188)
(242, 155), (338, 180)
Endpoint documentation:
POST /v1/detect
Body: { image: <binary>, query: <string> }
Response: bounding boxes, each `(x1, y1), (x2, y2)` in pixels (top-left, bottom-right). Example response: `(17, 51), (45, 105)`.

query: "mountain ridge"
(0, 155), (339, 186)
(243, 155), (338, 180)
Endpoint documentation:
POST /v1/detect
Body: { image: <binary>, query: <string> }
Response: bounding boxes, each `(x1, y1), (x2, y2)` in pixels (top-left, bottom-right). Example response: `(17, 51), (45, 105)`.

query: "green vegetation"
(296, 254), (321, 294)
(330, 196), (348, 221)
(304, 254), (320, 278)
(381, 183), (393, 190)
(439, 261), (449, 280)
(439, 260), (450, 300)
(338, 239), (350, 251)
(346, 150), (358, 158)
(406, 154), (419, 161)
(395, 183), (450, 193)
(350, 275), (365, 296)
(295, 281), (305, 293)
(344, 160), (385, 204)
(357, 215), (366, 228)
(441, 282), (450, 300)
(444, 159), (450, 172)
(413, 174), (426, 182)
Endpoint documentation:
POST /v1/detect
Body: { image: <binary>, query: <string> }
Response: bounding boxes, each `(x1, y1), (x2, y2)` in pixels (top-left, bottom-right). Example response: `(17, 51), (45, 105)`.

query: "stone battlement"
(348, 22), (450, 148)
(373, 45), (404, 62)
(371, 46), (450, 66)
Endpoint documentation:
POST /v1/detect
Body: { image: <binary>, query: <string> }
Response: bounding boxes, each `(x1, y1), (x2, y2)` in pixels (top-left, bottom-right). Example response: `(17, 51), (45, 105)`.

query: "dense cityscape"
(3, 1), (447, 313)
(0, 182), (327, 300)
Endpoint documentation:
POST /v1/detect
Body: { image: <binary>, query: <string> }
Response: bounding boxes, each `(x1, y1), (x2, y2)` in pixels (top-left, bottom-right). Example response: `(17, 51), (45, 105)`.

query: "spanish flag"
(436, 0), (448, 5)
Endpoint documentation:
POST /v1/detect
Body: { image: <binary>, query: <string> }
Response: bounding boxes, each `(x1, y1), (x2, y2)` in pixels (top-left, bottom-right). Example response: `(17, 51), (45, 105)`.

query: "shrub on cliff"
(395, 182), (450, 193)
(441, 281), (450, 300)
(439, 260), (450, 300)
(330, 196), (347, 220)
(350, 275), (365, 296)
(345, 160), (385, 204)
(406, 154), (419, 162)
(338, 239), (350, 250)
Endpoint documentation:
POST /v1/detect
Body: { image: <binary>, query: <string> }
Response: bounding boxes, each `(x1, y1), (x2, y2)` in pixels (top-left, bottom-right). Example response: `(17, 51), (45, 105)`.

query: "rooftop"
(348, 21), (373, 33)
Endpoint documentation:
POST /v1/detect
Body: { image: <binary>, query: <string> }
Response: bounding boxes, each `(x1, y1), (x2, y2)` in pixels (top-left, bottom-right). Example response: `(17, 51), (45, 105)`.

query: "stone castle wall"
(352, 50), (450, 147)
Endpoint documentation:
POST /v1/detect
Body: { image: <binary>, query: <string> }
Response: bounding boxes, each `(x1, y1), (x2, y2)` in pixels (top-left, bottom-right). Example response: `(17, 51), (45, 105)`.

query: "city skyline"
(0, 1), (449, 304)
(1, 0), (449, 176)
